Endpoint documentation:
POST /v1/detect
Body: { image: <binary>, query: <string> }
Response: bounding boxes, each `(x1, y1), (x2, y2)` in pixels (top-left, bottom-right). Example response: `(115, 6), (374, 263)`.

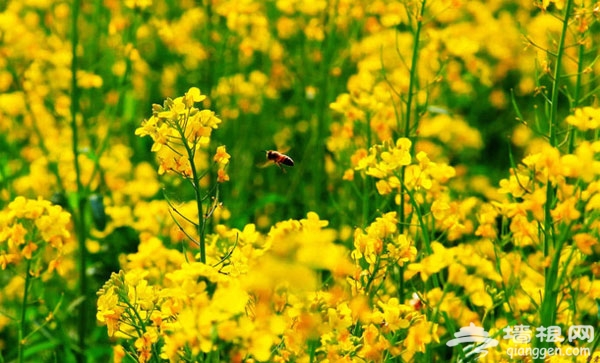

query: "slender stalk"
(362, 115), (372, 227)
(181, 124), (206, 263)
(70, 0), (88, 361)
(399, 0), (425, 245)
(406, 187), (440, 289)
(541, 0), (573, 312)
(404, 0), (427, 140)
(18, 260), (32, 363)
(547, 0), (573, 147)
(568, 39), (586, 153)
(166, 108), (208, 263)
(310, 0), (340, 211)
(203, 0), (214, 91)
(537, 1), (573, 362)
(399, 167), (406, 234)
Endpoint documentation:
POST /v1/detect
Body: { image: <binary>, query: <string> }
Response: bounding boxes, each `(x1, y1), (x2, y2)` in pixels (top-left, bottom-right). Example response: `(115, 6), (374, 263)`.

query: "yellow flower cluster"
(418, 114), (484, 153)
(135, 87), (229, 182)
(0, 197), (74, 359)
(215, 1), (273, 61)
(97, 210), (447, 362)
(338, 109), (600, 358)
(566, 107), (600, 132)
(352, 137), (456, 205)
(350, 211), (417, 293)
(486, 138), (600, 327)
(98, 213), (339, 361)
(498, 140), (600, 250)
(2, 0), (597, 360)
(0, 196), (72, 273)
(212, 72), (277, 121)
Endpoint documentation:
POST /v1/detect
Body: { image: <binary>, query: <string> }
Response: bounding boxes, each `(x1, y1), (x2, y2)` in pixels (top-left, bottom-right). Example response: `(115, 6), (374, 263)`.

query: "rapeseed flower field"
(0, 0), (599, 362)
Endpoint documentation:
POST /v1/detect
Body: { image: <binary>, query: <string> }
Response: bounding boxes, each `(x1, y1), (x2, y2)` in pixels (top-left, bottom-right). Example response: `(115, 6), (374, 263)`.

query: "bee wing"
(276, 146), (291, 154)
(257, 160), (274, 169)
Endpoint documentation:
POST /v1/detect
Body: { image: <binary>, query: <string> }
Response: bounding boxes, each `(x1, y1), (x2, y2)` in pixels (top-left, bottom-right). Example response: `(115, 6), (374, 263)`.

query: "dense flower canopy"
(0, 0), (599, 362)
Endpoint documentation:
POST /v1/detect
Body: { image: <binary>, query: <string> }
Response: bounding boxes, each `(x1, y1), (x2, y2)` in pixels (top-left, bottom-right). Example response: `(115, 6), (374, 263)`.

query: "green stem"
(539, 178), (558, 353)
(364, 256), (383, 301)
(70, 0), (88, 361)
(573, 40), (584, 109)
(398, 0), (425, 240)
(399, 167), (406, 234)
(405, 187), (441, 289)
(310, 0), (339, 211)
(179, 116), (206, 263)
(404, 0), (426, 140)
(191, 170), (206, 265)
(18, 260), (32, 363)
(362, 115), (372, 227)
(540, 0), (573, 317)
(548, 0), (573, 147)
(568, 39), (586, 153)
(537, 2), (573, 362)
(203, 0), (214, 91)
(397, 265), (405, 302)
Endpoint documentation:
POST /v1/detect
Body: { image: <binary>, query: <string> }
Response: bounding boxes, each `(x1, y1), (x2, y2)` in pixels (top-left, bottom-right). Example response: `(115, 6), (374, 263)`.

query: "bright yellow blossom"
(566, 107), (600, 131)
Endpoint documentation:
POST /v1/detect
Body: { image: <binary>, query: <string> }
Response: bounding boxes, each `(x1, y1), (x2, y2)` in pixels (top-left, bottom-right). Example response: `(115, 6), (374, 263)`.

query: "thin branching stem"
(17, 260), (32, 363)
(548, 0), (573, 146)
(537, 1), (574, 362)
(404, 0), (427, 140)
(69, 0), (88, 361)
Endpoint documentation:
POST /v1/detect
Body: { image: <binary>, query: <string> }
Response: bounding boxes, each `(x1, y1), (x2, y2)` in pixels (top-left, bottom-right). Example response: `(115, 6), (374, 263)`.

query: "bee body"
(266, 150), (294, 170)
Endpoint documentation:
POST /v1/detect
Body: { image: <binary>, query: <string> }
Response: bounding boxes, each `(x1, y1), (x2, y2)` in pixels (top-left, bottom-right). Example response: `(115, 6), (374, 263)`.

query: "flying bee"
(265, 150), (294, 172)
